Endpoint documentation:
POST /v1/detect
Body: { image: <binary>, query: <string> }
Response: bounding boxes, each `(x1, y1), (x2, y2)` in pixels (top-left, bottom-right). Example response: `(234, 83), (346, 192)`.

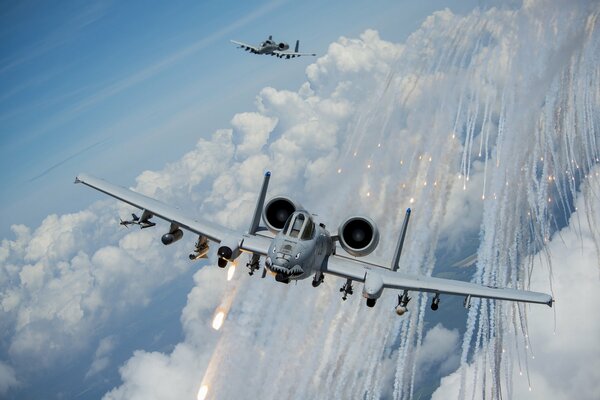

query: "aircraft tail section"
(294, 40), (299, 52)
(391, 208), (411, 271)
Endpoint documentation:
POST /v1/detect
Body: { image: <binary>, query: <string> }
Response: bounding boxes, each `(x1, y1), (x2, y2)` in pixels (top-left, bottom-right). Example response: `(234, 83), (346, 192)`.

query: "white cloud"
(416, 323), (460, 382)
(433, 171), (600, 400)
(0, 203), (192, 369)
(0, 361), (19, 395)
(511, 176), (600, 399)
(102, 2), (600, 398)
(103, 267), (227, 400)
(99, 29), (410, 400)
(231, 112), (278, 158)
(86, 335), (118, 378)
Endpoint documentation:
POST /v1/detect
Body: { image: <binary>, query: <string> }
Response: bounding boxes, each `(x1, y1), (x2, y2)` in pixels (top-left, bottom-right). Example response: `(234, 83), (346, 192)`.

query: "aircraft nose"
(267, 260), (304, 277)
(276, 252), (291, 263)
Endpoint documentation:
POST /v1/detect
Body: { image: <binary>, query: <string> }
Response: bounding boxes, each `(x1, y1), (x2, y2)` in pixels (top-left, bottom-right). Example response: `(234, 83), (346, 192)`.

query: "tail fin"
(248, 171), (271, 234)
(294, 40), (299, 52)
(268, 35), (273, 40)
(391, 208), (411, 271)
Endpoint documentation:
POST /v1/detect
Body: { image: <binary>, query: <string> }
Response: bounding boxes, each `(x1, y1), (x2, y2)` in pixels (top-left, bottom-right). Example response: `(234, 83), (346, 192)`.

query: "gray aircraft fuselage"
(256, 39), (289, 54)
(265, 210), (333, 282)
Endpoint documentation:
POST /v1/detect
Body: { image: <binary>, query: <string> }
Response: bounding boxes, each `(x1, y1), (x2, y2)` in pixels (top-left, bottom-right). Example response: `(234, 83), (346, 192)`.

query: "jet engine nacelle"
(338, 216), (380, 257)
(278, 42), (289, 50)
(161, 229), (183, 245)
(262, 196), (301, 233)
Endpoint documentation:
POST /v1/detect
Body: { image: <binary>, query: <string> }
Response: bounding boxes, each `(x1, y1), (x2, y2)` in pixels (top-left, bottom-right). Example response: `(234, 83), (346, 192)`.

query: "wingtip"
(75, 172), (91, 184)
(74, 174), (84, 184)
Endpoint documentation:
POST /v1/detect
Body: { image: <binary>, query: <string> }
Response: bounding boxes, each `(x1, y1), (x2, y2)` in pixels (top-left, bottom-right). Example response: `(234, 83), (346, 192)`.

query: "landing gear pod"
(217, 235), (243, 268)
(363, 271), (383, 308)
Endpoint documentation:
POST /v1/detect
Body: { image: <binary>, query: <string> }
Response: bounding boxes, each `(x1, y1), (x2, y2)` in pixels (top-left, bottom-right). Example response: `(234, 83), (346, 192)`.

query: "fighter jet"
(75, 172), (553, 316)
(230, 35), (316, 59)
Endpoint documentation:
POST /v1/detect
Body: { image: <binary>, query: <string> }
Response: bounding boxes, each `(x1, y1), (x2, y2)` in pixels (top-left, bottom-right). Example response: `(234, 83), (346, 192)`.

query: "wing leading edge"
(74, 173), (271, 256)
(323, 254), (553, 307)
(230, 40), (259, 53)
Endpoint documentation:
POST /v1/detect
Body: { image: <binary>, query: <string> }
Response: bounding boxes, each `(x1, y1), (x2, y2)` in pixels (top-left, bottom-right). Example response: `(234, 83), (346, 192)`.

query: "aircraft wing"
(75, 173), (271, 256)
(230, 40), (259, 53)
(272, 50), (317, 58)
(323, 254), (553, 306)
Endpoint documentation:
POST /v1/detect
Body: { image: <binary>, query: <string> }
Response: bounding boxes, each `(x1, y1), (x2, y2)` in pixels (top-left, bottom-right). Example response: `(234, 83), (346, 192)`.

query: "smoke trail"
(162, 2), (599, 399)
(452, 3), (600, 399)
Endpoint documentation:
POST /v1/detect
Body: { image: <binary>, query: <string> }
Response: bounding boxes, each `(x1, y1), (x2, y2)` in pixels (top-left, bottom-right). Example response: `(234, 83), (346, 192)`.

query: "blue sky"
(0, 0), (480, 236)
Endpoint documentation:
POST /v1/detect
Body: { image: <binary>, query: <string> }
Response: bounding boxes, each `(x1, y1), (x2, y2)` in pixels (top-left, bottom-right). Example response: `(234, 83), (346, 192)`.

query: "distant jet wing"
(230, 40), (260, 53)
(75, 173), (271, 256)
(323, 254), (553, 306)
(272, 50), (317, 58)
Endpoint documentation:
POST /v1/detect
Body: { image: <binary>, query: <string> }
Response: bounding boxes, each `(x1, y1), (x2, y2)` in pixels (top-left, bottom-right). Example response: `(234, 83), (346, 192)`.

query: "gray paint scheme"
(230, 35), (316, 58)
(75, 172), (554, 313)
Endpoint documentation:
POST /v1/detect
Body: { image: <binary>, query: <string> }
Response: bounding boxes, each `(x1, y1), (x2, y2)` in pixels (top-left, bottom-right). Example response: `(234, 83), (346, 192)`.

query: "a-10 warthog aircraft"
(230, 35), (316, 59)
(75, 171), (553, 316)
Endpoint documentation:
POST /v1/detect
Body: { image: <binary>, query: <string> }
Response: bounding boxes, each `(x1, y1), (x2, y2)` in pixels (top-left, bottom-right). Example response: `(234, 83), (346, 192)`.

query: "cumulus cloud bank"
(0, 361), (19, 395)
(102, 1), (599, 399)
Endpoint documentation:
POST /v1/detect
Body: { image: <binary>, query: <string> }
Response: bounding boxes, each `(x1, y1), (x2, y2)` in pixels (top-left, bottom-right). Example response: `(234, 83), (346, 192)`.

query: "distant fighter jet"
(230, 35), (316, 59)
(75, 172), (553, 316)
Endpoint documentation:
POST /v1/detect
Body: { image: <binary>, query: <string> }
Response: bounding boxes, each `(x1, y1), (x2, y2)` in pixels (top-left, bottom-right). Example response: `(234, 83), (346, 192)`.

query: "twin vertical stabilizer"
(248, 171), (271, 234)
(391, 208), (411, 272)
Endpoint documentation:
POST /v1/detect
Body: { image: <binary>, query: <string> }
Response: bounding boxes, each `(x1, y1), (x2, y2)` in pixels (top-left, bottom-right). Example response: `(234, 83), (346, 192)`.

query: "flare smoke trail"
(199, 2), (599, 399)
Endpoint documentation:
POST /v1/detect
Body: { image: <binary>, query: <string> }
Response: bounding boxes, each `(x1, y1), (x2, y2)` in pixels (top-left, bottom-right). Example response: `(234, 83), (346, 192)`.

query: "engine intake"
(338, 216), (379, 257)
(161, 229), (183, 245)
(263, 196), (301, 233)
(278, 42), (289, 50)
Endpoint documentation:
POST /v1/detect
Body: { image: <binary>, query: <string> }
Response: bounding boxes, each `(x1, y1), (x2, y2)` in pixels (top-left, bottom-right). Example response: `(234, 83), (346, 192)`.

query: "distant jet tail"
(294, 40), (299, 52)
(268, 35), (273, 40)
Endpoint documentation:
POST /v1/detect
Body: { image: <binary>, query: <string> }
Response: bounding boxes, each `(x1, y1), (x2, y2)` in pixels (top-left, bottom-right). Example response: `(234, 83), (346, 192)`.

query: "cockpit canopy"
(282, 211), (315, 240)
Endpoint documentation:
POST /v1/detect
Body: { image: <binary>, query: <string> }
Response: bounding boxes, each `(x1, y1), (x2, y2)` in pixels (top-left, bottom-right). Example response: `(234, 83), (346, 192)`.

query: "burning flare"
(197, 385), (209, 400)
(226, 263), (236, 281)
(212, 311), (225, 331)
